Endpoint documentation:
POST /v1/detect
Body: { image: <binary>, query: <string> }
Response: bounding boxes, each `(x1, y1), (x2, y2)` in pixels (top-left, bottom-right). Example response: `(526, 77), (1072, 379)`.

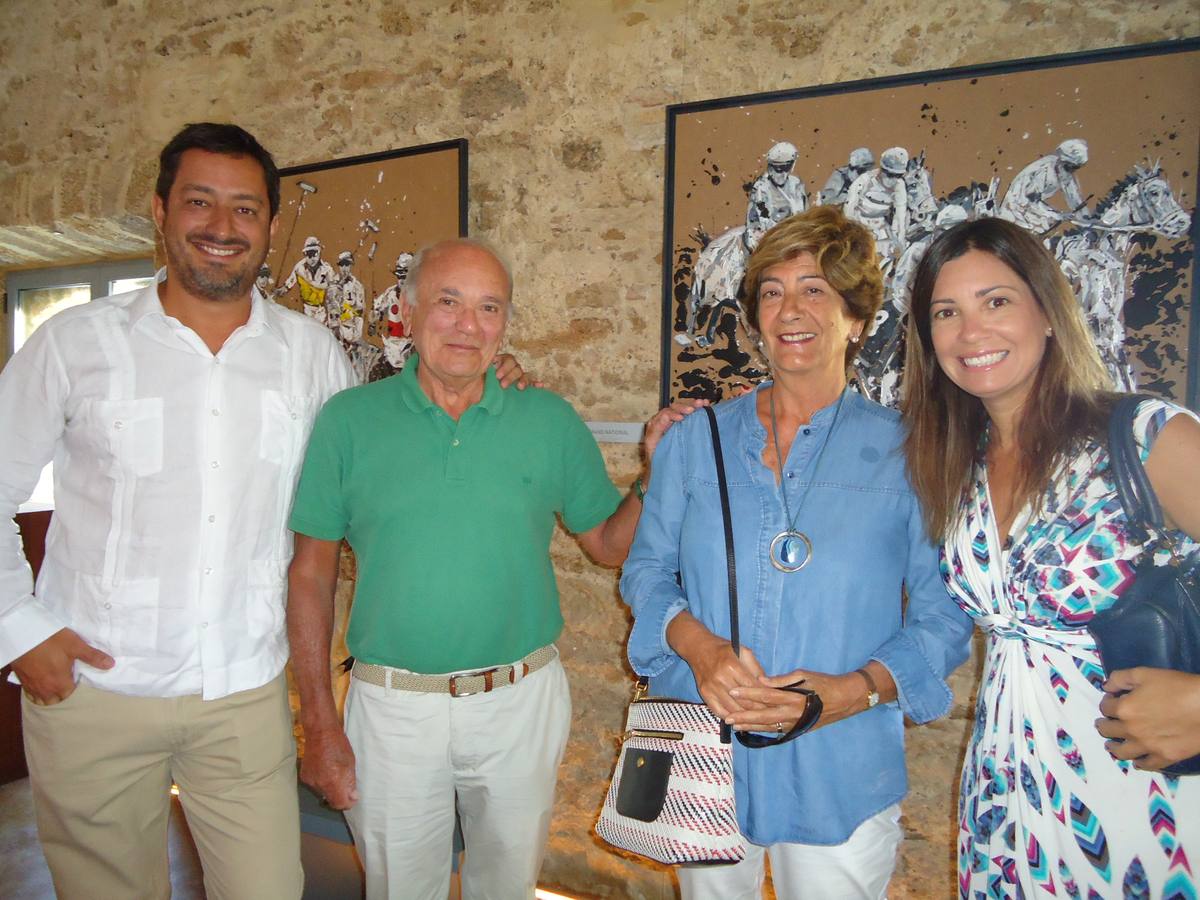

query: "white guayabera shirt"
(0, 277), (354, 699)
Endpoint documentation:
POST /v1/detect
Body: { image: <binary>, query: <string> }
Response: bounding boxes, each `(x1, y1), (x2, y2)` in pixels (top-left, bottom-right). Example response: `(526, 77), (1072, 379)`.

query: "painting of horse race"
(265, 140), (467, 385)
(661, 40), (1198, 409)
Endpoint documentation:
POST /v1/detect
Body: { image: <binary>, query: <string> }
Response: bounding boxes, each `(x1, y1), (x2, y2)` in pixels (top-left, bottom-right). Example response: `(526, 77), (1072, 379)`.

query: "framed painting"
(661, 39), (1199, 409)
(266, 139), (467, 383)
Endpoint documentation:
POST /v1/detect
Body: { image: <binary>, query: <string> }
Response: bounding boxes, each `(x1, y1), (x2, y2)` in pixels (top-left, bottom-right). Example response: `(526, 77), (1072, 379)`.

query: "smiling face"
(152, 149), (275, 303)
(409, 242), (511, 393)
(756, 251), (863, 388)
(929, 249), (1052, 420)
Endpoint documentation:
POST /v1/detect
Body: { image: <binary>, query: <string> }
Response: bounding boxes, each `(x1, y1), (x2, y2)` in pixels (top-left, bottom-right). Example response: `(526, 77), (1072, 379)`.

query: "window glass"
(15, 284), (91, 352)
(109, 276), (155, 295)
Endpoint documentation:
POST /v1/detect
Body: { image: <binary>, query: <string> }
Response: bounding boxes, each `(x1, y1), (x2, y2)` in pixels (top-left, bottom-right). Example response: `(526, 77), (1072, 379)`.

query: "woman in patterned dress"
(901, 216), (1200, 898)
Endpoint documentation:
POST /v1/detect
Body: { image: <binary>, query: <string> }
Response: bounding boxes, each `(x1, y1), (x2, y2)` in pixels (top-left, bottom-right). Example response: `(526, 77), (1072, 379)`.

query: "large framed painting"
(662, 40), (1199, 409)
(266, 139), (467, 383)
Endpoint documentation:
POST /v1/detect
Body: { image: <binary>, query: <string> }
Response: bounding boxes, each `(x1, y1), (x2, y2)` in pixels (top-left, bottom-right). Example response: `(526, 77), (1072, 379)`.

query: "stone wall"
(2, 2), (1195, 896)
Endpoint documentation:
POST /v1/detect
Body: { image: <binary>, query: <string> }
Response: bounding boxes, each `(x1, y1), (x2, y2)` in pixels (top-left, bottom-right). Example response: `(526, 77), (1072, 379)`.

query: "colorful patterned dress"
(943, 399), (1199, 899)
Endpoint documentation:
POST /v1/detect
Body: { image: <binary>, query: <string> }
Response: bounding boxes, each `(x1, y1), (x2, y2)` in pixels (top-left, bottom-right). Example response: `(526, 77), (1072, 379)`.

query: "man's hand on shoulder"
(643, 398), (709, 462)
(300, 726), (359, 810)
(12, 628), (115, 705)
(492, 353), (543, 390)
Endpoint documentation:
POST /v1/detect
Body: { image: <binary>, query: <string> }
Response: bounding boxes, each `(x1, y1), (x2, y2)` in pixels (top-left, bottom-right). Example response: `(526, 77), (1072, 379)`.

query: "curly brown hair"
(741, 206), (884, 369)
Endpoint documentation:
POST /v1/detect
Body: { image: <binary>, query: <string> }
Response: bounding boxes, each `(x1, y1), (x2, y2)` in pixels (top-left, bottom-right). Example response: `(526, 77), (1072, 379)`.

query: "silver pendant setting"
(769, 529), (812, 573)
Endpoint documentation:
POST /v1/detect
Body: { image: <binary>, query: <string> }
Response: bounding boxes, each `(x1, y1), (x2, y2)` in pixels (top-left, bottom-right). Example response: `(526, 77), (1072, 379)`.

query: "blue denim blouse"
(621, 385), (972, 846)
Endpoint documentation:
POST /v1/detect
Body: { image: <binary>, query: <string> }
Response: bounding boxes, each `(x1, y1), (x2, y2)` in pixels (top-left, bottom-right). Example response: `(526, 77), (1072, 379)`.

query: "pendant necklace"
(767, 386), (845, 573)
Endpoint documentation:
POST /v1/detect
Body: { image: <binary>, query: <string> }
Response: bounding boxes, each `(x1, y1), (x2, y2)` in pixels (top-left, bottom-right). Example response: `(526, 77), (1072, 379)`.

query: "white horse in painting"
(1053, 164), (1191, 391)
(674, 224), (760, 349)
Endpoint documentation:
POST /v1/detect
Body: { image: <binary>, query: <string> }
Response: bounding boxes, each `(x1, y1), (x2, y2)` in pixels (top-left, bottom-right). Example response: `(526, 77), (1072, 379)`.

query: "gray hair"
(402, 238), (515, 319)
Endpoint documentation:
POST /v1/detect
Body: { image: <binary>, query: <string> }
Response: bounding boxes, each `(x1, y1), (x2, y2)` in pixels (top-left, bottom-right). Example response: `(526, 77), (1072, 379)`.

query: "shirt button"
(211, 408), (220, 416)
(201, 622), (209, 629)
(113, 421), (124, 430)
(104, 602), (112, 610)
(451, 439), (460, 447)
(803, 428), (811, 436)
(204, 567), (213, 575)
(291, 413), (298, 420)
(210, 461), (219, 469)
(207, 514), (216, 523)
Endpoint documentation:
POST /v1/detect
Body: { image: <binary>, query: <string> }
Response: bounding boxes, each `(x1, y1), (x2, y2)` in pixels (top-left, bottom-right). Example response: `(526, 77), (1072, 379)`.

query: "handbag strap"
(703, 406), (740, 656)
(703, 406), (737, 745)
(702, 405), (822, 748)
(1108, 394), (1165, 546)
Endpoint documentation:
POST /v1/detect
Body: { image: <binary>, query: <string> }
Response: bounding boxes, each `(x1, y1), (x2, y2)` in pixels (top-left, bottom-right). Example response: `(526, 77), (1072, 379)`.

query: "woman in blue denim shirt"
(621, 207), (973, 899)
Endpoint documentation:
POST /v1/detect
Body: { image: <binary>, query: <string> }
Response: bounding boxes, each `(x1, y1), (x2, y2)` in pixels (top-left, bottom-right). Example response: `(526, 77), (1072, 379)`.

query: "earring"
(849, 333), (861, 344)
(1045, 326), (1053, 337)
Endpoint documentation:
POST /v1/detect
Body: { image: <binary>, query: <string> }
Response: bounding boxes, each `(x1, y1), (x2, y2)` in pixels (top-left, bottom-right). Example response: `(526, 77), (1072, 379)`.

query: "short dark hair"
(155, 123), (280, 218)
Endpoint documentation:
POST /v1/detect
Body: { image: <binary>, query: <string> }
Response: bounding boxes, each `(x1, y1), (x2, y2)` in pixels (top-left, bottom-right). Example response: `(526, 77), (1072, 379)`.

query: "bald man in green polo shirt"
(286, 238), (699, 899)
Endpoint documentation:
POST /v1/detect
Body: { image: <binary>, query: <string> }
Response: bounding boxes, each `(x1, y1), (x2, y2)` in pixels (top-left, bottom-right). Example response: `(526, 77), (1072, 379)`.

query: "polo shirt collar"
(397, 352), (506, 417)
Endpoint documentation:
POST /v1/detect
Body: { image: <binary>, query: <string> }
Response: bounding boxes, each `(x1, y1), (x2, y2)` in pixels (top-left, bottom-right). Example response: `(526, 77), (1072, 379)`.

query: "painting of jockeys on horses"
(662, 40), (1198, 411)
(266, 140), (467, 384)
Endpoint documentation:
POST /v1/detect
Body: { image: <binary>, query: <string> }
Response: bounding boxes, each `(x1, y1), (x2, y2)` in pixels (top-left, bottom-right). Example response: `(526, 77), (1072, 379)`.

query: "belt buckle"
(449, 666), (499, 698)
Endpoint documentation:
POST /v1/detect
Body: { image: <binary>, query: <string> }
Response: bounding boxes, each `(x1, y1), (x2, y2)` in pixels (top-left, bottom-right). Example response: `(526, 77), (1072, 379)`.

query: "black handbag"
(1087, 394), (1200, 776)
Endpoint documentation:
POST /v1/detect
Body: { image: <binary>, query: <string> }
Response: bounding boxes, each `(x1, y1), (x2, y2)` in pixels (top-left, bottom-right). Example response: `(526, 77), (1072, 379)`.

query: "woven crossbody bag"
(596, 407), (822, 864)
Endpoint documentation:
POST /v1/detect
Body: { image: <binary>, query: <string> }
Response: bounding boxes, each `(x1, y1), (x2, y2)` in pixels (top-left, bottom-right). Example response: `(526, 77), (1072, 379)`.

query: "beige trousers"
(22, 673), (303, 900)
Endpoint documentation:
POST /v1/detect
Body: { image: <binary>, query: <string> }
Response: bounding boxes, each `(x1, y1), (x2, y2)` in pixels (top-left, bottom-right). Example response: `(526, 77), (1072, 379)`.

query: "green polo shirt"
(288, 355), (622, 672)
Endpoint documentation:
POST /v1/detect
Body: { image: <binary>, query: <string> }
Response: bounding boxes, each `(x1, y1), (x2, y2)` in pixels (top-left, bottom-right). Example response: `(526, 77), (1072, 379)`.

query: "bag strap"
(703, 407), (740, 656)
(702, 405), (822, 748)
(703, 406), (737, 745)
(1108, 394), (1165, 546)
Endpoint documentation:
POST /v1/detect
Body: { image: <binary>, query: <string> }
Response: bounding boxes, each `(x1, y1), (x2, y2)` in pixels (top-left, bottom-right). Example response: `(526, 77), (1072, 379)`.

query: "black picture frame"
(268, 139), (468, 383)
(661, 39), (1200, 410)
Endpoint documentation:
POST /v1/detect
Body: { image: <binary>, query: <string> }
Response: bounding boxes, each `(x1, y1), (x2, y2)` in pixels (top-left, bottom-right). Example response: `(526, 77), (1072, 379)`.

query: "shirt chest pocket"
(259, 391), (317, 468)
(83, 398), (164, 477)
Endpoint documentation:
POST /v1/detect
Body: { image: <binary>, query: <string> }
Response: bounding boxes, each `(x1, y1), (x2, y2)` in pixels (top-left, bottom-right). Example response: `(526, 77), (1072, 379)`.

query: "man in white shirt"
(0, 123), (354, 900)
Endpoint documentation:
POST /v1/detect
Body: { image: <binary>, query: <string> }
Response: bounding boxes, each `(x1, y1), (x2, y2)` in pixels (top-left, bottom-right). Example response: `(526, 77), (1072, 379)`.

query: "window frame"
(5, 258), (155, 360)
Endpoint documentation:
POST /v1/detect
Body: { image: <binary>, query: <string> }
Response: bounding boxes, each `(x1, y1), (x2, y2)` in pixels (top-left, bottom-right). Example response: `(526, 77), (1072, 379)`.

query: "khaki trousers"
(22, 673), (303, 900)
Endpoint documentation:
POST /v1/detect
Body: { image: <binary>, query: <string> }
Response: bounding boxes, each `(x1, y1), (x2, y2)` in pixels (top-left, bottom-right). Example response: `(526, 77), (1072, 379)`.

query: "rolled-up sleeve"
(620, 422), (691, 676)
(870, 495), (973, 723)
(0, 325), (71, 666)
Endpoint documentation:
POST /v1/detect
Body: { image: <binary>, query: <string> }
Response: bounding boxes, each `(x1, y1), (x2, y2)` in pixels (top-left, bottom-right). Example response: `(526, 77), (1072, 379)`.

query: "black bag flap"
(614, 747), (673, 822)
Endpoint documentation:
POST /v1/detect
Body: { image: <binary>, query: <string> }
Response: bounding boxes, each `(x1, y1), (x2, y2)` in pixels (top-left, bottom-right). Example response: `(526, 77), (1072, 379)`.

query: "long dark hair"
(902, 217), (1111, 540)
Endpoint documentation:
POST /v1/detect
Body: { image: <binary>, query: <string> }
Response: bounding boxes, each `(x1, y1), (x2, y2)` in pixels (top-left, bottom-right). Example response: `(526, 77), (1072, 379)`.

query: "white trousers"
(343, 656), (572, 900)
(677, 804), (903, 900)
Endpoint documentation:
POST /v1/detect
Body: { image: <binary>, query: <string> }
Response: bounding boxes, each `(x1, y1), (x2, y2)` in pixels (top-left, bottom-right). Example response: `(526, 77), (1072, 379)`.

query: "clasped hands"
(671, 614), (863, 735)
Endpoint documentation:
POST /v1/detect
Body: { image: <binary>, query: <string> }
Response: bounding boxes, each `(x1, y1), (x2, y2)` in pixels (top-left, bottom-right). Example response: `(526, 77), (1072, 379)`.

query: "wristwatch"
(855, 667), (880, 709)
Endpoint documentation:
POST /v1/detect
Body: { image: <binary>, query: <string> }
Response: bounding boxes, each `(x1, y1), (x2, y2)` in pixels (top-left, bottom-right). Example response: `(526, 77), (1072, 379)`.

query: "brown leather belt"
(351, 645), (557, 697)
